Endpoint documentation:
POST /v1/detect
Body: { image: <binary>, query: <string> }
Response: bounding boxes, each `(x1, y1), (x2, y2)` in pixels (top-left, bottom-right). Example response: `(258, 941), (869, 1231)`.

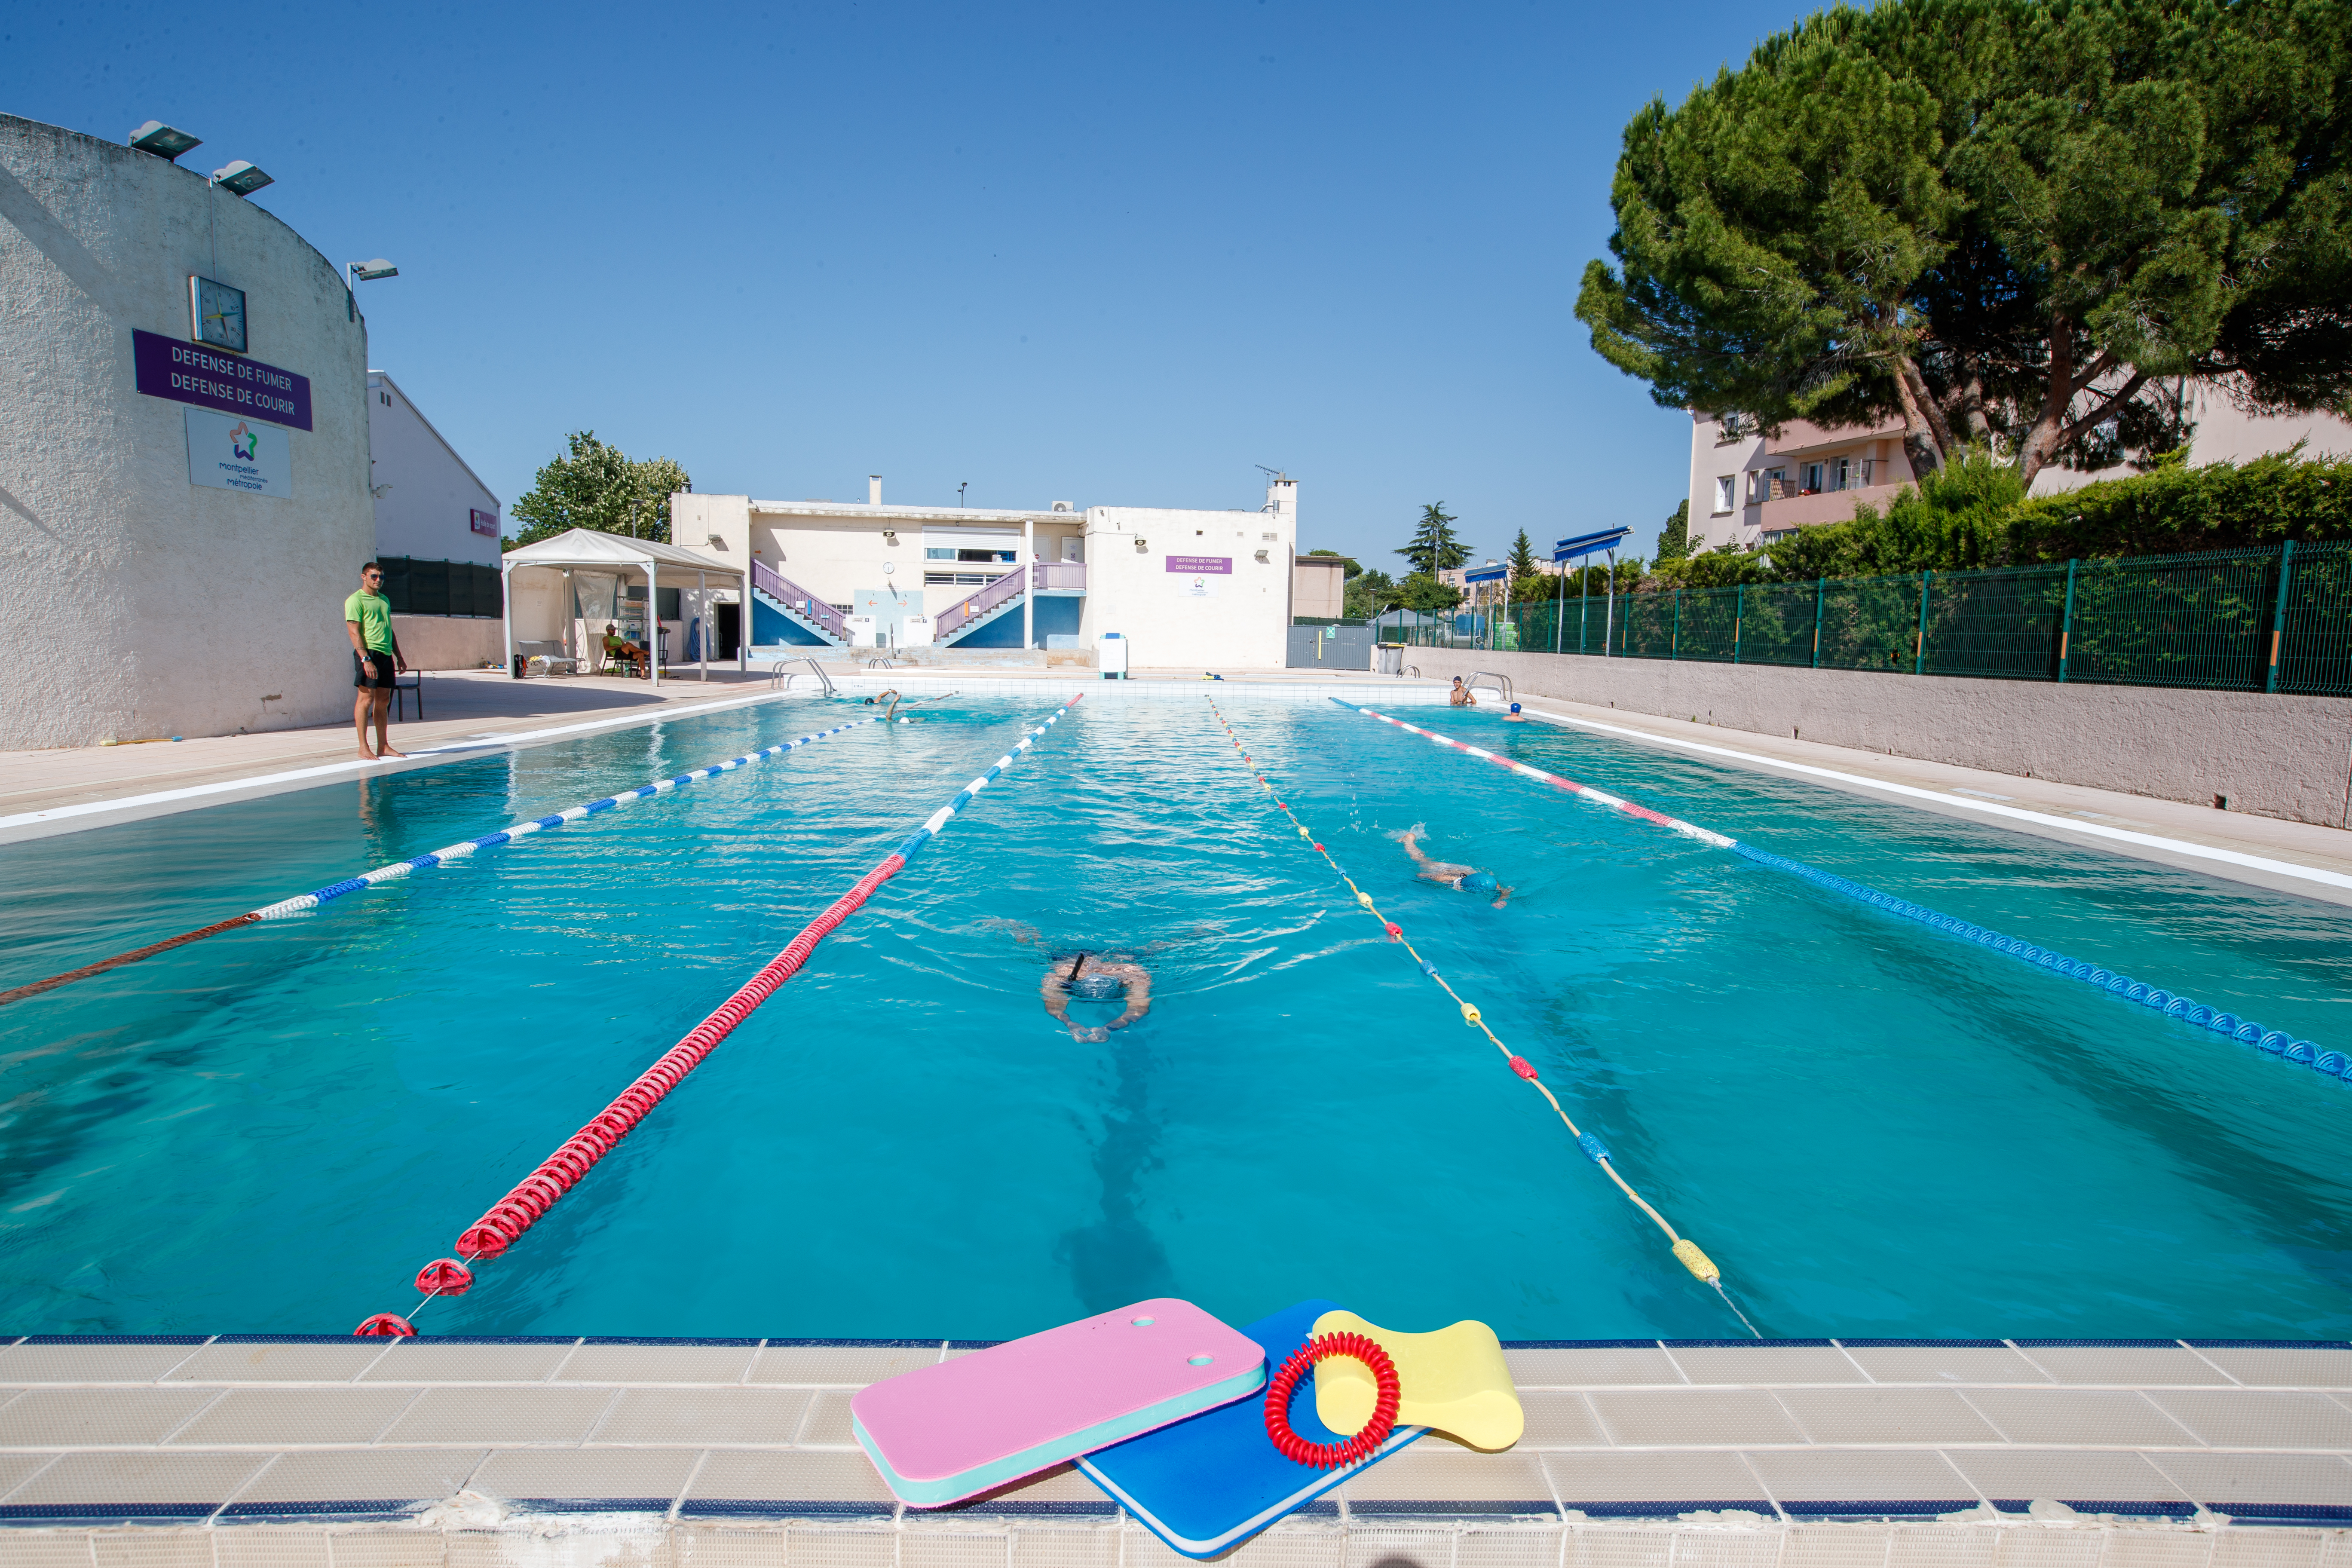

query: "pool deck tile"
(0, 1337), (2348, 1549)
(166, 1389), (422, 1446)
(1839, 1347), (2057, 1385)
(589, 1389), (812, 1446)
(1772, 1388), (2008, 1445)
(555, 1344), (765, 1385)
(1586, 1390), (1809, 1447)
(1668, 1348), (1870, 1386)
(2012, 1348), (2239, 1387)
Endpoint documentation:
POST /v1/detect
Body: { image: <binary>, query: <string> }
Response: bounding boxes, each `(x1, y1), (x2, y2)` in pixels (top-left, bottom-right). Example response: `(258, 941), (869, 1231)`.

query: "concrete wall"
(367, 371), (500, 567)
(390, 613), (503, 670)
(1414, 646), (2352, 827)
(0, 112), (374, 747)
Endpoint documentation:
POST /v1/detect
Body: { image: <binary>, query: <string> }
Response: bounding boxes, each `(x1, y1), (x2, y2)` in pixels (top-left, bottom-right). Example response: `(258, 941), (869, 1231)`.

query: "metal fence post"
(1734, 584), (1745, 664)
(2267, 539), (2296, 693)
(2057, 559), (2078, 683)
(1812, 577), (1824, 668)
(1672, 589), (1682, 659)
(1913, 570), (1931, 674)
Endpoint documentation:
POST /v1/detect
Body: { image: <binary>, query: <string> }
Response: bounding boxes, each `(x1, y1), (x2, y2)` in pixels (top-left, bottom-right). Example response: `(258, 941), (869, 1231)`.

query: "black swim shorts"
(353, 649), (397, 689)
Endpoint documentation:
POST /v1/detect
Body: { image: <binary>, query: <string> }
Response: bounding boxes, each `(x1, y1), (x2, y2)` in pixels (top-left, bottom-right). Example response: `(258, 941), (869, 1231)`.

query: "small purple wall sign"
(132, 329), (314, 431)
(1165, 555), (1232, 574)
(471, 508), (499, 537)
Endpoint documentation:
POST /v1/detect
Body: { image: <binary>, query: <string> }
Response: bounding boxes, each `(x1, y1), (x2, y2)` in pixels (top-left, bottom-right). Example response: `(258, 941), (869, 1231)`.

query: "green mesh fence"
(1389, 541), (2348, 696)
(2281, 542), (2352, 697)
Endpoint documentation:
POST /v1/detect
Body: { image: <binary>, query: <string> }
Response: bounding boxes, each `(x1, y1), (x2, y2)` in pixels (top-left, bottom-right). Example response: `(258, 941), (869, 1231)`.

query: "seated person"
(602, 622), (650, 674)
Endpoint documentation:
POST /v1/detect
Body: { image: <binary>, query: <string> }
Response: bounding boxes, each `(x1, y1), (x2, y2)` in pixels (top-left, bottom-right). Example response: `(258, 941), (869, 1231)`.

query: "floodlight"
(129, 121), (201, 160)
(350, 258), (398, 282)
(210, 160), (274, 196)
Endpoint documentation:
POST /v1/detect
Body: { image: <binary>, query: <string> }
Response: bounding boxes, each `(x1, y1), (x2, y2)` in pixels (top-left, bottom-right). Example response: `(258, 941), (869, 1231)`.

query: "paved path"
(0, 1337), (2343, 1560)
(0, 671), (798, 844)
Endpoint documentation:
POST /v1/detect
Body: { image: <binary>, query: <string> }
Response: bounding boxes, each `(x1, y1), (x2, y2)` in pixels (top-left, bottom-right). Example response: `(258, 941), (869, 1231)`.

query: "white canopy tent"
(500, 529), (745, 685)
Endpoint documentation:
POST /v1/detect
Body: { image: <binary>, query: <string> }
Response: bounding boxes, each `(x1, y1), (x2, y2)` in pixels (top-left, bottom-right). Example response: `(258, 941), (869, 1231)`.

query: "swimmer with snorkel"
(1039, 950), (1153, 1044)
(1389, 823), (1513, 908)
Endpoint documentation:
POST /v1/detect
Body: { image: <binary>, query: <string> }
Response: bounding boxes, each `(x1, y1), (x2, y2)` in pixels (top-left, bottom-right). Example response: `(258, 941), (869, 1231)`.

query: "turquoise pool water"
(1, 693), (2347, 1341)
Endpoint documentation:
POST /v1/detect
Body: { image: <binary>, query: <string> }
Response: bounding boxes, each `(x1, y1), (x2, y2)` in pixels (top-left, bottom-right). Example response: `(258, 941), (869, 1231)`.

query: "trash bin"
(1098, 632), (1130, 679)
(1376, 644), (1403, 676)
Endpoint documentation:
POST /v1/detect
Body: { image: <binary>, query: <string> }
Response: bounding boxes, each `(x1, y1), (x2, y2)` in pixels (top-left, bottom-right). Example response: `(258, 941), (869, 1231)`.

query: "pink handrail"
(750, 559), (850, 643)
(933, 566), (1027, 637)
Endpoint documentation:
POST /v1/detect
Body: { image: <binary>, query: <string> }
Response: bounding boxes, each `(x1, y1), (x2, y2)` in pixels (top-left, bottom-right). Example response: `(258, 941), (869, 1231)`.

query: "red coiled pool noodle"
(1262, 1332), (1401, 1470)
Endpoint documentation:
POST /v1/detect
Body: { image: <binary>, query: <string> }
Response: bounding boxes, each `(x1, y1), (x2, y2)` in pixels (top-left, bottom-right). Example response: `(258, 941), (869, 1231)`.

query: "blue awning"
(1553, 527), (1631, 561)
(1462, 564), (1508, 583)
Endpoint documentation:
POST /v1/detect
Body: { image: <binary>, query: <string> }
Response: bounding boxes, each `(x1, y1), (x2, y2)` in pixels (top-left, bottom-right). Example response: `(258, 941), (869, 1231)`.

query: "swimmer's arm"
(1039, 974), (1074, 1024)
(1110, 971), (1152, 1030)
(1492, 885), (1513, 910)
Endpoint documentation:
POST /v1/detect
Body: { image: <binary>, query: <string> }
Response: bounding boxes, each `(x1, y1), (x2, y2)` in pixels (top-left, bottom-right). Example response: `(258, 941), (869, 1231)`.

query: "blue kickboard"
(1076, 1299), (1425, 1557)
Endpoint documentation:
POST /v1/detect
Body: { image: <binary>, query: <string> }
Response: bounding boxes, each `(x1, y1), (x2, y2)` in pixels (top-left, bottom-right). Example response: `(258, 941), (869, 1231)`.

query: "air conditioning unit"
(1052, 500), (1074, 512)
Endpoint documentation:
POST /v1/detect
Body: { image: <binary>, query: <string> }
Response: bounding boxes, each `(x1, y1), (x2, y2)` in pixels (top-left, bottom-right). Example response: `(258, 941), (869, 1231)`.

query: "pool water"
(1, 694), (2347, 1341)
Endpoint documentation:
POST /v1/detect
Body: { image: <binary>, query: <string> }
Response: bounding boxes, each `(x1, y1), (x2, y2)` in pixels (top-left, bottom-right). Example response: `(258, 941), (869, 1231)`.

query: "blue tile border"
(2214, 1503), (2352, 1524)
(1660, 1339), (1836, 1349)
(1780, 1499), (1975, 1518)
(1834, 1339), (2010, 1349)
(943, 1500), (1120, 1517)
(505, 1497), (675, 1515)
(580, 1337), (763, 1348)
(218, 1501), (423, 1521)
(1350, 1500), (1561, 1519)
(0, 1502), (220, 1522)
(1985, 1499), (2192, 1518)
(1561, 1500), (1776, 1519)
(6, 1332), (2349, 1350)
(12, 1335), (209, 1345)
(676, 1499), (896, 1519)
(2011, 1339), (2190, 1348)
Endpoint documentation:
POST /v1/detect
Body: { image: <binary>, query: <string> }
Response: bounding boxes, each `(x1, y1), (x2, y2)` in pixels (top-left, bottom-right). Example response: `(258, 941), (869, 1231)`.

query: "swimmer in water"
(1388, 822), (1513, 908)
(1040, 950), (1152, 1043)
(1504, 702), (1528, 722)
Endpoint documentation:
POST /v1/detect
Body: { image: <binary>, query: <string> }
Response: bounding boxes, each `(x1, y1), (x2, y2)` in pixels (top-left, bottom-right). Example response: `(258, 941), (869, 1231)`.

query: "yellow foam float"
(1308, 1310), (1523, 1451)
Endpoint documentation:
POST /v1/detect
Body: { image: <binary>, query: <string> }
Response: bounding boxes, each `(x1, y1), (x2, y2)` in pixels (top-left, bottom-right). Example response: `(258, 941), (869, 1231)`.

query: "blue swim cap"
(1510, 702), (1522, 713)
(1461, 871), (1499, 896)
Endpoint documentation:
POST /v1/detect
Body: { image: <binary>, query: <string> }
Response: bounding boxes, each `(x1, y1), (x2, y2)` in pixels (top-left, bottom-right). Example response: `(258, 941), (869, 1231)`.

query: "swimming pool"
(2, 691), (2347, 1341)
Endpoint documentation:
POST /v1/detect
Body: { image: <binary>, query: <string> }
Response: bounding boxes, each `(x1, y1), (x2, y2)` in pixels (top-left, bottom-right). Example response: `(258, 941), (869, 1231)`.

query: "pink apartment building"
(1686, 386), (2352, 555)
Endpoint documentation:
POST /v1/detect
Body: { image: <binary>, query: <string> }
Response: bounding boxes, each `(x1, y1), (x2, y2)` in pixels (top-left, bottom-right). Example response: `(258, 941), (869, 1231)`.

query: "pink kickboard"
(852, 1298), (1265, 1505)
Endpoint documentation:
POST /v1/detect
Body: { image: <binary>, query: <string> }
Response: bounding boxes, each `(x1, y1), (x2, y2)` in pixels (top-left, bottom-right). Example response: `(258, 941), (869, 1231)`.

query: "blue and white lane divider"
(886, 695), (1084, 864)
(253, 716), (882, 918)
(1335, 700), (2350, 1090)
(0, 717), (884, 1010)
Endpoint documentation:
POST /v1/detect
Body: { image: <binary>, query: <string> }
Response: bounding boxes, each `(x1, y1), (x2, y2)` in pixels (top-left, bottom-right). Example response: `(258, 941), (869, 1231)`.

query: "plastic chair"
(392, 670), (424, 721)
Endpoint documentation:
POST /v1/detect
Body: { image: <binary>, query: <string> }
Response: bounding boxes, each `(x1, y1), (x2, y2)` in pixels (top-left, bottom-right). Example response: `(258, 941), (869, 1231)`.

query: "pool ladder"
(1467, 670), (1513, 704)
(768, 657), (837, 695)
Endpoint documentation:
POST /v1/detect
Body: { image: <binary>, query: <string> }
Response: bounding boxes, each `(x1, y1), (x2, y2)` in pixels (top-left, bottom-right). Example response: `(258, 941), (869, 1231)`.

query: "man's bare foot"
(377, 747), (408, 760)
(356, 748), (380, 761)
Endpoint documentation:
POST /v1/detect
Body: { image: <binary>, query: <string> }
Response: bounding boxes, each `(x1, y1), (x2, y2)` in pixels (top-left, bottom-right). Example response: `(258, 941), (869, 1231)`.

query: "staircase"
(932, 567), (1031, 646)
(750, 559), (849, 648)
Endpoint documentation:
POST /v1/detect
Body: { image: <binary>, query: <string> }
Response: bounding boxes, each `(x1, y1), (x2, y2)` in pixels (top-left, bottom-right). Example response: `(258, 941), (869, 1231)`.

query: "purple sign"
(471, 508), (499, 537)
(132, 329), (312, 431)
(1166, 555), (1232, 574)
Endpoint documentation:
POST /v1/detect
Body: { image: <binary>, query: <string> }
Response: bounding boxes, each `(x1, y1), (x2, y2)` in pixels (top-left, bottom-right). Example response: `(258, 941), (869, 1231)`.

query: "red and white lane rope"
(1207, 699), (1758, 1337)
(0, 716), (886, 1011)
(357, 695), (1084, 1336)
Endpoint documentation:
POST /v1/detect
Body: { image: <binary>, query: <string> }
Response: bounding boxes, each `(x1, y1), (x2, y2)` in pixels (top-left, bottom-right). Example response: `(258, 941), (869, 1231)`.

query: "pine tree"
(1397, 503), (1468, 576)
(1655, 500), (1690, 563)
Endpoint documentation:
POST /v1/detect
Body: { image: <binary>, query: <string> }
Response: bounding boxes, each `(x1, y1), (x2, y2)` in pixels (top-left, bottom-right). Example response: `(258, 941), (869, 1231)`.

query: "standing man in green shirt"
(345, 562), (407, 761)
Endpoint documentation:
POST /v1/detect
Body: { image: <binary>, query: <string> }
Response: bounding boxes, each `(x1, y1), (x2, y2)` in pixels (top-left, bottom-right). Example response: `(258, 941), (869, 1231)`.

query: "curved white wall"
(0, 113), (373, 748)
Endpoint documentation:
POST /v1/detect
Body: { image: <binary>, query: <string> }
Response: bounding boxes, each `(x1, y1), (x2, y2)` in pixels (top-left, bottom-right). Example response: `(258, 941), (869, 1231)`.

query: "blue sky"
(8, 0), (1784, 569)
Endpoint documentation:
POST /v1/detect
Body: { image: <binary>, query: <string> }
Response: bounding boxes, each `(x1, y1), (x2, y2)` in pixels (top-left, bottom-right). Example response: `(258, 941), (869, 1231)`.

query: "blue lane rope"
(0, 716), (892, 1011)
(1335, 700), (2348, 1090)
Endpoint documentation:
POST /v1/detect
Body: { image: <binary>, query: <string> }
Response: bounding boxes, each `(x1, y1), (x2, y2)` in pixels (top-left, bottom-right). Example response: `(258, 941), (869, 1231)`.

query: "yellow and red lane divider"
(1206, 697), (1758, 1337)
(355, 696), (1085, 1336)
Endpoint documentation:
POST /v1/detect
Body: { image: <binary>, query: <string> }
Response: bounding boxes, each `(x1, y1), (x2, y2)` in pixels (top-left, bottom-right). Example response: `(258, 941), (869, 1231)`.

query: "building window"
(1718, 412), (1749, 441)
(1714, 475), (1736, 514)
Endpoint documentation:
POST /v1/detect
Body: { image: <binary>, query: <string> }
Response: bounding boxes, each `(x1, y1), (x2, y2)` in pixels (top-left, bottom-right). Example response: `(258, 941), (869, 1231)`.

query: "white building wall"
(0, 112), (374, 748)
(1687, 412), (1766, 553)
(366, 371), (501, 567)
(1081, 479), (1296, 669)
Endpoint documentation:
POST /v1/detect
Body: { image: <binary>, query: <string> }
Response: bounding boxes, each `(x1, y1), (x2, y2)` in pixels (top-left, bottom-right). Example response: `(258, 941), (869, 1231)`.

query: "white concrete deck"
(0, 1336), (2344, 1564)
